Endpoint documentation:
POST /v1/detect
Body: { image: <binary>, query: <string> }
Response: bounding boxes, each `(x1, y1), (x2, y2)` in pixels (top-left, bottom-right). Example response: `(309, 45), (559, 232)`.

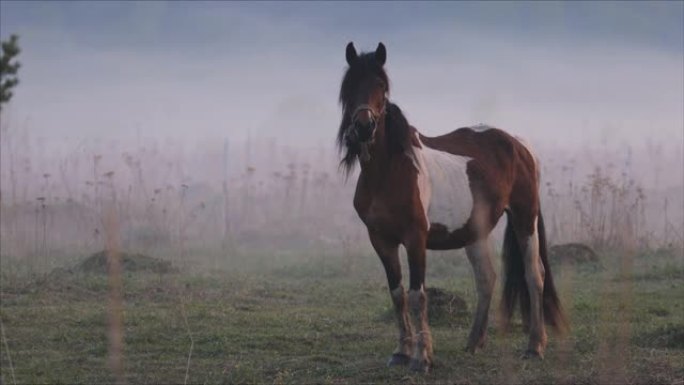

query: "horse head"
(338, 42), (389, 166)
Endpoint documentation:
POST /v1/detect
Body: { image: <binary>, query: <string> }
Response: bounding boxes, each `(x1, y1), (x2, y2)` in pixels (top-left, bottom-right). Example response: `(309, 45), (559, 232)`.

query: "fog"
(1, 2), (682, 270)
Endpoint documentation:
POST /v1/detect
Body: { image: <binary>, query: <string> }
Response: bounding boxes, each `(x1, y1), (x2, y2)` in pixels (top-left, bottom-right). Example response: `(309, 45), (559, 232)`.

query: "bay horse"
(336, 42), (567, 372)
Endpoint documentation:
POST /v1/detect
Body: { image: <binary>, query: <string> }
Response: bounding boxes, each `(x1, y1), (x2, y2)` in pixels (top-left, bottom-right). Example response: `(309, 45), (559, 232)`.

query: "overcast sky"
(1, 1), (682, 151)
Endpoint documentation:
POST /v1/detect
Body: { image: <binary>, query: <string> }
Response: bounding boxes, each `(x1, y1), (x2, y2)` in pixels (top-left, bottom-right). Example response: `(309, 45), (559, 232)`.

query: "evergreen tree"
(0, 34), (21, 111)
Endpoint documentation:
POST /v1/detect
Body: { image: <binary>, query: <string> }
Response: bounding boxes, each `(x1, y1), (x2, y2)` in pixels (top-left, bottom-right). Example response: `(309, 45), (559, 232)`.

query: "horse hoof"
(387, 353), (411, 367)
(521, 349), (544, 360)
(409, 358), (431, 373)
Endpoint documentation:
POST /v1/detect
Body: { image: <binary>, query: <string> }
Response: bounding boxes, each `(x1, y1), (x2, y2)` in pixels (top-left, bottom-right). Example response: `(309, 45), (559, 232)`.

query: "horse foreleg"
(369, 231), (414, 366)
(388, 286), (414, 366)
(464, 238), (496, 353)
(405, 236), (433, 373)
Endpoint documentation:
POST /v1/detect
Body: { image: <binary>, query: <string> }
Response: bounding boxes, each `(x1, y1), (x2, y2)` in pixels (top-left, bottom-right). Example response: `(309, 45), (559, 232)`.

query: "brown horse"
(337, 42), (568, 372)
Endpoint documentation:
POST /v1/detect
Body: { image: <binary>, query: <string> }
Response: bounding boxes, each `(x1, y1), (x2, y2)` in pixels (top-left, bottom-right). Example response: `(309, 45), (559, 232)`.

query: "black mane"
(337, 53), (412, 175)
(384, 103), (412, 158)
(338, 52), (389, 114)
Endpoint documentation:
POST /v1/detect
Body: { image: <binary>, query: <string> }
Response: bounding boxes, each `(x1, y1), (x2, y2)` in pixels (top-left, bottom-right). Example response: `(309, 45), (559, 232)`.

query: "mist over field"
(0, 2), (683, 384)
(1, 1), (682, 262)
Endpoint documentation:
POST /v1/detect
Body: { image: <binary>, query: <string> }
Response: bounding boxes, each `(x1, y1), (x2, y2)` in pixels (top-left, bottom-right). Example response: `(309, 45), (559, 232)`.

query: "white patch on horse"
(390, 286), (404, 302)
(524, 216), (544, 286)
(410, 134), (473, 232)
(523, 217), (540, 259)
(470, 123), (494, 132)
(530, 216), (539, 247)
(407, 142), (431, 230)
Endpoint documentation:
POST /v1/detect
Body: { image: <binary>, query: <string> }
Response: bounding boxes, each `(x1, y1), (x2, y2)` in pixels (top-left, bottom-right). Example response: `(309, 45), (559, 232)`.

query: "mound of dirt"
(426, 287), (469, 323)
(549, 243), (599, 264)
(76, 250), (178, 274)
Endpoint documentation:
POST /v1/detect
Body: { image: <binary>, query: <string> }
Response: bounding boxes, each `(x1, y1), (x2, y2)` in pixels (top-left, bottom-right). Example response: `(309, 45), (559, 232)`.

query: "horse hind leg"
(514, 215), (547, 358)
(464, 238), (496, 353)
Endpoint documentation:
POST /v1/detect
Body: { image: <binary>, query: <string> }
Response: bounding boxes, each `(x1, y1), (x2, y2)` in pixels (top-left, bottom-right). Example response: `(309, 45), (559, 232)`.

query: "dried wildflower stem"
(180, 296), (194, 385)
(104, 203), (125, 384)
(222, 138), (231, 248)
(0, 316), (17, 385)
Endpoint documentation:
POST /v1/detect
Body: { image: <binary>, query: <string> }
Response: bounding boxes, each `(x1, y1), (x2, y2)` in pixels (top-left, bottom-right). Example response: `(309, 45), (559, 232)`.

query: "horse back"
(419, 126), (537, 191)
(418, 126), (539, 248)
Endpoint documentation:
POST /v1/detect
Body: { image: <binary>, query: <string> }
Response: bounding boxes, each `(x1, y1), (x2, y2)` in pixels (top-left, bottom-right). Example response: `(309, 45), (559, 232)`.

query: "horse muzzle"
(354, 118), (376, 142)
(345, 121), (375, 162)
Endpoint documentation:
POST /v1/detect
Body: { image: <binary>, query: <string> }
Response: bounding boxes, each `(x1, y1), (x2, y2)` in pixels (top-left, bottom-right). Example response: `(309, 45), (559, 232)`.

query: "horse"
(336, 42), (568, 373)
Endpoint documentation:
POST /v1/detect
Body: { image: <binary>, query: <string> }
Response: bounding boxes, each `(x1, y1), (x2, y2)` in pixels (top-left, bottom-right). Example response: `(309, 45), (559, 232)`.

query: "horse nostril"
(357, 123), (373, 142)
(363, 118), (374, 130)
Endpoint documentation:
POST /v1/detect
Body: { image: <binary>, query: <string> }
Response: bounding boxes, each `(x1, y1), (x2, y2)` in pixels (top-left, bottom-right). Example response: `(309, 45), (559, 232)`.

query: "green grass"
(1, 248), (683, 384)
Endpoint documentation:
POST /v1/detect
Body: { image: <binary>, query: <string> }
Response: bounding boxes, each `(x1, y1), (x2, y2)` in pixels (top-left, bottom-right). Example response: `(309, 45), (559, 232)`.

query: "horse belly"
(417, 146), (474, 233)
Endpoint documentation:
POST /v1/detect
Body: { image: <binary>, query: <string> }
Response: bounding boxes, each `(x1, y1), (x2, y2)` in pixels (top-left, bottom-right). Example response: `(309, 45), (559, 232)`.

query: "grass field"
(1, 246), (683, 384)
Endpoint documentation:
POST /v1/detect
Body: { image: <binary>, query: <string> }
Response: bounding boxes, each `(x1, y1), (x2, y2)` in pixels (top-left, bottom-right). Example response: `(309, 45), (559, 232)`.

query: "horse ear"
(346, 42), (358, 65)
(375, 42), (386, 66)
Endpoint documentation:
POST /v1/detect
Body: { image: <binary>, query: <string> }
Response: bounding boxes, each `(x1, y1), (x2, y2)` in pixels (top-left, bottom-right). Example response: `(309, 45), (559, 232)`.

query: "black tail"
(501, 211), (529, 331)
(501, 211), (569, 333)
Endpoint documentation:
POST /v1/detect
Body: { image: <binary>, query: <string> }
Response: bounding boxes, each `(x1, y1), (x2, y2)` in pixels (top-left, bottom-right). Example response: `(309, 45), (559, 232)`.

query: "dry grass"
(0, 247), (683, 384)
